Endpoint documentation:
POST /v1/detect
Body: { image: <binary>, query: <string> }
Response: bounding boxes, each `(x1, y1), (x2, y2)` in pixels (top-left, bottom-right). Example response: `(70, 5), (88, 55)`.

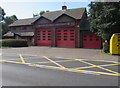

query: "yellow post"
(110, 33), (120, 55)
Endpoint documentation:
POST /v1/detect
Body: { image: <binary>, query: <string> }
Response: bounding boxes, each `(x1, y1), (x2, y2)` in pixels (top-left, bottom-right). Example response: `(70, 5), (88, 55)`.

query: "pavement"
(1, 46), (119, 61)
(0, 47), (120, 86)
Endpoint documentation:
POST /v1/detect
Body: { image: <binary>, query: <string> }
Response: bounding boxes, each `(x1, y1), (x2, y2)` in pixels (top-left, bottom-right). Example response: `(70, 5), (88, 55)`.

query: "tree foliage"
(40, 11), (45, 15)
(39, 10), (50, 15)
(4, 15), (18, 25)
(88, 2), (120, 40)
(2, 15), (18, 35)
(0, 6), (6, 21)
(0, 7), (6, 38)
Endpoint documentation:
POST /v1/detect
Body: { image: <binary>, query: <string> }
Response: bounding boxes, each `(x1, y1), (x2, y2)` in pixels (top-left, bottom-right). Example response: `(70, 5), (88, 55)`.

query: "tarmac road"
(2, 62), (118, 86)
(0, 47), (119, 86)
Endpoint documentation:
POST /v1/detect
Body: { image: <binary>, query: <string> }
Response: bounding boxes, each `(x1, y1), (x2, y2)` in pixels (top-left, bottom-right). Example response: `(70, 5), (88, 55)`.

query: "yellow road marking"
(0, 59), (120, 76)
(33, 59), (74, 64)
(100, 63), (119, 67)
(30, 63), (120, 76)
(71, 69), (120, 76)
(0, 59), (61, 69)
(57, 57), (119, 64)
(43, 56), (65, 68)
(34, 64), (120, 76)
(74, 63), (119, 70)
(0, 59), (25, 64)
(76, 59), (118, 74)
(1, 54), (120, 76)
(2, 53), (119, 63)
(73, 66), (97, 70)
(83, 59), (119, 64)
(57, 57), (86, 61)
(19, 54), (25, 64)
(30, 63), (63, 69)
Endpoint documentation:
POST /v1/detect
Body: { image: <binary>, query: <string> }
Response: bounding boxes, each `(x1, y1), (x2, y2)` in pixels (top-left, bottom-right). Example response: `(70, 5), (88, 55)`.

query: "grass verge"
(0, 46), (11, 48)
(101, 51), (111, 55)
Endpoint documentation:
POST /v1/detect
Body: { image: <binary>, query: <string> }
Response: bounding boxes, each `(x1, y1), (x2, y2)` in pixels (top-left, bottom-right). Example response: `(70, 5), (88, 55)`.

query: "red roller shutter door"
(82, 33), (101, 48)
(56, 27), (75, 47)
(36, 29), (52, 46)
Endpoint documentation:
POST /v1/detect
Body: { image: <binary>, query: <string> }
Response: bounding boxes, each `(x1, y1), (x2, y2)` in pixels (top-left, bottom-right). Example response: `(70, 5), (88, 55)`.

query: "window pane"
(57, 33), (61, 35)
(70, 30), (74, 31)
(64, 30), (67, 32)
(48, 31), (51, 32)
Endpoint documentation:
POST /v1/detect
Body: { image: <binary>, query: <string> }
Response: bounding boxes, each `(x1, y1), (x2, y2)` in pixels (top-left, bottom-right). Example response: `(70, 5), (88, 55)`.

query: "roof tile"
(9, 17), (39, 27)
(9, 8), (86, 27)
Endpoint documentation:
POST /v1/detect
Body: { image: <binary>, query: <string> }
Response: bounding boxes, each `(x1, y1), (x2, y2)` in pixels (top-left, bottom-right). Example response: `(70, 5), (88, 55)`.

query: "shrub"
(1, 39), (28, 47)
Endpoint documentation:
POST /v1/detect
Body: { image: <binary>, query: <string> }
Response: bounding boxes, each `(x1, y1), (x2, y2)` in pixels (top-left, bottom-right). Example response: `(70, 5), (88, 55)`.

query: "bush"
(1, 39), (28, 47)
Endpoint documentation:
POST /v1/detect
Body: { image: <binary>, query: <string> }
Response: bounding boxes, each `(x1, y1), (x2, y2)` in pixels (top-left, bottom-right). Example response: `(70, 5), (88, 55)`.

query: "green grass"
(0, 46), (11, 48)
(101, 51), (111, 55)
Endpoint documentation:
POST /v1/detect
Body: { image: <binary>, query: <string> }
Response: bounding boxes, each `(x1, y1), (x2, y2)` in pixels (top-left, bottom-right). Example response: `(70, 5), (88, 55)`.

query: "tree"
(4, 15), (18, 25)
(2, 15), (18, 35)
(39, 10), (50, 15)
(88, 2), (120, 40)
(0, 7), (6, 39)
(0, 6), (6, 21)
(40, 11), (45, 15)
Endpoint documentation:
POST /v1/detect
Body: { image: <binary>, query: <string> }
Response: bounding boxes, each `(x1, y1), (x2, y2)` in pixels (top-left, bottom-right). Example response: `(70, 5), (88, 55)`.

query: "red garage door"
(36, 29), (52, 46)
(56, 27), (75, 47)
(82, 33), (101, 48)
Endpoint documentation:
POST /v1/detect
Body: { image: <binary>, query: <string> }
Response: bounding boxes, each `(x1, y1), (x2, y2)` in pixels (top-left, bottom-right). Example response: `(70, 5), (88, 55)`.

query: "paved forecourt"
(1, 53), (120, 77)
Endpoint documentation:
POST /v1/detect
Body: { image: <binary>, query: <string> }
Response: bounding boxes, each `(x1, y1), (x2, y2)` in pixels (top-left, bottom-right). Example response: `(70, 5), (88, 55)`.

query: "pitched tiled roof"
(9, 17), (39, 27)
(9, 8), (86, 27)
(42, 8), (86, 21)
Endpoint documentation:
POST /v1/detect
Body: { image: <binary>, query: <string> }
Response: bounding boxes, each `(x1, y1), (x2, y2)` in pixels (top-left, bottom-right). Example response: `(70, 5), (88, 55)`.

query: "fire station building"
(7, 6), (101, 48)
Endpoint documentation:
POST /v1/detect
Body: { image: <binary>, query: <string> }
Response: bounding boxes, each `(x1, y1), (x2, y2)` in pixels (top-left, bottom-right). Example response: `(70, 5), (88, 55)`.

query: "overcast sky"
(0, 2), (90, 19)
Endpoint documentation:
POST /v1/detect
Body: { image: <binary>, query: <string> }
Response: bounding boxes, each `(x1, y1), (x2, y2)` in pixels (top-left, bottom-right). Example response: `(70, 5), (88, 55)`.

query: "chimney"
(62, 6), (67, 11)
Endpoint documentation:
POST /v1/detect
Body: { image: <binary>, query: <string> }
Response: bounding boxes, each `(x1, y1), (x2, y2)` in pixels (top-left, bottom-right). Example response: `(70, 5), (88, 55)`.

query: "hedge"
(0, 39), (28, 47)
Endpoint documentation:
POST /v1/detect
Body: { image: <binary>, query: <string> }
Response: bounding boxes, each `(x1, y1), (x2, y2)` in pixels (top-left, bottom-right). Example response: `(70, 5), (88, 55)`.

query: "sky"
(0, 2), (90, 19)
